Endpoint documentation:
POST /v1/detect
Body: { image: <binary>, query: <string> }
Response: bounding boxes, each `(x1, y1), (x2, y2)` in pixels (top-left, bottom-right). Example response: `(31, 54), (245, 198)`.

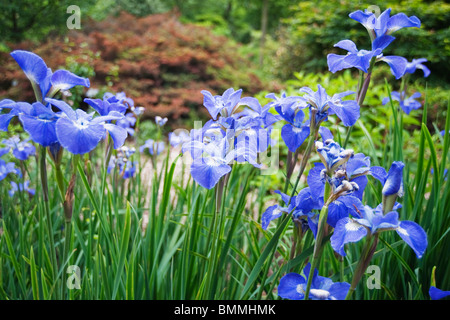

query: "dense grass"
(0, 86), (448, 300)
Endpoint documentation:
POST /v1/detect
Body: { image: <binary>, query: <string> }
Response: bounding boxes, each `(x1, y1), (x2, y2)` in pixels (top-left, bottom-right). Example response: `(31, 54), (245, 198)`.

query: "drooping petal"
(331, 217), (367, 256)
(190, 160), (231, 189)
(369, 166), (387, 185)
(281, 123), (310, 153)
(55, 117), (105, 154)
(0, 111), (19, 132)
(429, 287), (450, 300)
(378, 56), (408, 79)
(328, 100), (360, 126)
(307, 163), (326, 199)
(328, 282), (351, 300)
(19, 114), (58, 147)
(328, 201), (349, 228)
(103, 123), (128, 149)
(327, 53), (352, 73)
(261, 204), (287, 230)
(396, 220), (427, 258)
(278, 273), (306, 300)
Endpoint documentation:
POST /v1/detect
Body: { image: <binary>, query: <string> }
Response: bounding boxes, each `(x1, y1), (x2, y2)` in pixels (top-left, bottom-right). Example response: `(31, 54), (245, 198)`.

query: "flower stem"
(345, 233), (379, 300)
(304, 181), (332, 299)
(39, 146), (58, 286)
(288, 127), (319, 203)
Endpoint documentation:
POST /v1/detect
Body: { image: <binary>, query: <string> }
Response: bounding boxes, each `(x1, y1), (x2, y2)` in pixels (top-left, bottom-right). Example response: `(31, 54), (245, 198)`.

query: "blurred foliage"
(276, 0), (450, 82)
(0, 0), (97, 43)
(0, 12), (278, 126)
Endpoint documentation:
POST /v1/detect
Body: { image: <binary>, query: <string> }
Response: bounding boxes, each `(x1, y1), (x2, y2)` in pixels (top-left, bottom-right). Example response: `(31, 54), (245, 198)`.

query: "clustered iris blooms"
(182, 88), (278, 189)
(259, 7), (431, 301)
(0, 50), (130, 155)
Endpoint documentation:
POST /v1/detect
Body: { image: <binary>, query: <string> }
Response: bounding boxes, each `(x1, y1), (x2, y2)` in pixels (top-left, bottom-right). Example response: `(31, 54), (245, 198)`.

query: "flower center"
(345, 220), (362, 232)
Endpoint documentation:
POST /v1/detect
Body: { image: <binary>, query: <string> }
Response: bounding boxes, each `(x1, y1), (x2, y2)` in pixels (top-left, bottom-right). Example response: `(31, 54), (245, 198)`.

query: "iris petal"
(55, 117), (105, 154)
(396, 220), (427, 258)
(19, 114), (58, 147)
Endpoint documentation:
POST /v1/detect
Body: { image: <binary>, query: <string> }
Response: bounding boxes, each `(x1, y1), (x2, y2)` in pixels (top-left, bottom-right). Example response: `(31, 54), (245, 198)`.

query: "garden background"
(0, 0), (449, 300)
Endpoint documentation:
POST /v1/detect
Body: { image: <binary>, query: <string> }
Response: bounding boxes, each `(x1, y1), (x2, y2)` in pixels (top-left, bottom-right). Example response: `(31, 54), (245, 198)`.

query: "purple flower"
(331, 203), (427, 258)
(140, 139), (165, 156)
(1, 136), (36, 161)
(382, 91), (422, 115)
(404, 58), (430, 77)
(349, 8), (421, 39)
(278, 263), (350, 300)
(155, 116), (168, 127)
(46, 98), (127, 154)
(201, 88), (243, 120)
(0, 159), (19, 181)
(10, 50), (89, 99)
(9, 180), (35, 197)
(169, 130), (190, 148)
(429, 286), (450, 300)
(327, 35), (407, 79)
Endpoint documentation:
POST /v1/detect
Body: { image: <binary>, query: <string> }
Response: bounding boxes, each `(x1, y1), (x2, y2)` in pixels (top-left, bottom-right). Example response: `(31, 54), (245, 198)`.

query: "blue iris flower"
(84, 97), (128, 116)
(184, 134), (232, 189)
(183, 89), (280, 189)
(349, 8), (421, 40)
(307, 162), (366, 228)
(169, 130), (191, 148)
(121, 161), (138, 179)
(201, 88), (243, 120)
(9, 180), (35, 197)
(117, 113), (137, 136)
(382, 91), (422, 115)
(306, 140), (372, 228)
(300, 85), (360, 127)
(0, 159), (19, 181)
(429, 286), (450, 300)
(10, 50), (90, 99)
(327, 35), (407, 79)
(45, 98), (127, 154)
(11, 101), (60, 147)
(404, 58), (430, 78)
(331, 203), (427, 258)
(1, 136), (36, 161)
(370, 161), (404, 197)
(261, 188), (322, 230)
(279, 107), (310, 153)
(140, 139), (165, 156)
(155, 116), (168, 127)
(105, 91), (135, 108)
(278, 263), (350, 300)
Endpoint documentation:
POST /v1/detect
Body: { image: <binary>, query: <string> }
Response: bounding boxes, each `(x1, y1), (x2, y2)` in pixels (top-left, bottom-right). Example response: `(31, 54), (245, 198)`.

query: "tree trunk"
(259, 0), (269, 67)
